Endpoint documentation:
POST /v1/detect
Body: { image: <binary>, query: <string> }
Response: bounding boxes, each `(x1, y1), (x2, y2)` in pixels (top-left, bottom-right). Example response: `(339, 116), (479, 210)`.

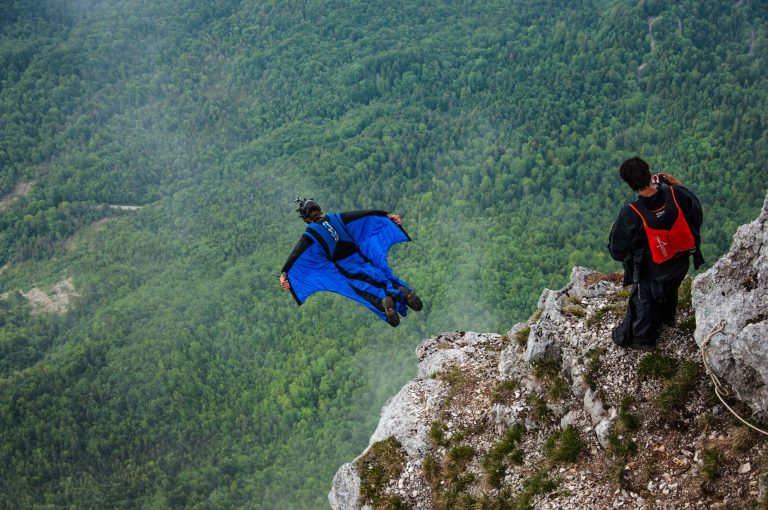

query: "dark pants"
(612, 276), (684, 347)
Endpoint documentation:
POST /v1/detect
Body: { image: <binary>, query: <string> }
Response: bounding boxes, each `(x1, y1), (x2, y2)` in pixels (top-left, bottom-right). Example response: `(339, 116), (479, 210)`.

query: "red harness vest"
(628, 186), (695, 264)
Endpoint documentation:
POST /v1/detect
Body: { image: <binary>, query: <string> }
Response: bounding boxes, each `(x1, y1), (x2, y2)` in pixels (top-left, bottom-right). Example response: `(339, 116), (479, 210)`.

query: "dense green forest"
(0, 0), (766, 507)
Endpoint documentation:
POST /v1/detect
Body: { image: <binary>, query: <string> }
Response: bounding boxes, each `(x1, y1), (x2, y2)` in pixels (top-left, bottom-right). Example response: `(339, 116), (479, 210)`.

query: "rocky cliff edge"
(330, 193), (768, 510)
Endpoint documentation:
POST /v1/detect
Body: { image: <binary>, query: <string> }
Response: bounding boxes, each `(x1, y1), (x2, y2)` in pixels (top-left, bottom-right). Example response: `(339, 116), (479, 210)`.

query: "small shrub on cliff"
(429, 420), (449, 447)
(515, 326), (531, 348)
(657, 361), (700, 414)
(422, 454), (439, 484)
(729, 426), (759, 454)
(618, 396), (640, 432)
(678, 276), (693, 310)
(547, 374), (570, 403)
(565, 295), (583, 306)
(699, 448), (723, 493)
(583, 347), (606, 391)
(636, 353), (678, 380)
(526, 393), (553, 424)
(611, 286), (631, 302)
(491, 378), (520, 404)
(516, 471), (560, 508)
(585, 303), (625, 328)
(478, 470), (560, 510)
(544, 425), (584, 463)
(426, 444), (477, 508)
(434, 365), (468, 405)
(607, 432), (638, 487)
(356, 436), (406, 508)
(532, 357), (561, 380)
(482, 425), (525, 489)
(531, 357), (570, 402)
(564, 304), (586, 317)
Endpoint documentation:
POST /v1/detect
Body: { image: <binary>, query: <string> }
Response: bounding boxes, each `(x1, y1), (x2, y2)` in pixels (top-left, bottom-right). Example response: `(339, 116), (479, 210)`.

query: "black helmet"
(294, 197), (321, 220)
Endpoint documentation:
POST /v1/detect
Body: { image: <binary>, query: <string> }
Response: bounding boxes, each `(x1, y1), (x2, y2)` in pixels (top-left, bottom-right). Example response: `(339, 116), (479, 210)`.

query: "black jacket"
(608, 184), (704, 286)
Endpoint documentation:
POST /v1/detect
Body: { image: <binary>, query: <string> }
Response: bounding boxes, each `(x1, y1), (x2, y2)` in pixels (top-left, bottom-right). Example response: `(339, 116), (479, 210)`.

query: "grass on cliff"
(607, 431), (638, 488)
(699, 447), (723, 494)
(657, 361), (701, 414)
(356, 436), (407, 508)
(544, 425), (584, 464)
(515, 326), (531, 348)
(490, 378), (520, 404)
(478, 471), (560, 510)
(423, 443), (477, 509)
(583, 347), (606, 392)
(532, 358), (570, 403)
(482, 425), (525, 489)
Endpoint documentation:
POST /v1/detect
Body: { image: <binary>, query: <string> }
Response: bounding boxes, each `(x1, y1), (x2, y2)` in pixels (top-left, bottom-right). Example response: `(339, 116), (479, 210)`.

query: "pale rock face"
(693, 192), (768, 418)
(522, 266), (616, 365)
(328, 463), (361, 510)
(369, 379), (447, 457)
(569, 266), (618, 298)
(583, 388), (616, 449)
(523, 287), (565, 364)
(328, 377), (448, 509)
(499, 322), (529, 378)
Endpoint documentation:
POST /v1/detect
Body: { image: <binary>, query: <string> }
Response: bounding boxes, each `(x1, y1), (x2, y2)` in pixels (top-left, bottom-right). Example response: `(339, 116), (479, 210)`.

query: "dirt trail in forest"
(106, 204), (143, 211)
(638, 16), (659, 75)
(648, 16), (658, 52)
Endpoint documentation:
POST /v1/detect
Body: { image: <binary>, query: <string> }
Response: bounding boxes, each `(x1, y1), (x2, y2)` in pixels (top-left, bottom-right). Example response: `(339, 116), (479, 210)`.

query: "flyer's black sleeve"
(339, 210), (388, 224)
(281, 235), (313, 273)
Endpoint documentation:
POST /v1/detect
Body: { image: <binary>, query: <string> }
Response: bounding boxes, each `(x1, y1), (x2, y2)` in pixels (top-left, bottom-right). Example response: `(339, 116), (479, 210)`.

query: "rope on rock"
(700, 319), (768, 437)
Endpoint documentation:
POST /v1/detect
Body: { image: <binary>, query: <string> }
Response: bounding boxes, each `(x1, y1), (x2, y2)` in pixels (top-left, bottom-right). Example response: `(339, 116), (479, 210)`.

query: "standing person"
(280, 198), (423, 327)
(608, 157), (704, 351)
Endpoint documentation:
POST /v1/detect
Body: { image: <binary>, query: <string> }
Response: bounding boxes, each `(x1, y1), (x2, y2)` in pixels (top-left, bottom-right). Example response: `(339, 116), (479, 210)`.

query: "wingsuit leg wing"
(286, 241), (396, 321)
(342, 214), (413, 294)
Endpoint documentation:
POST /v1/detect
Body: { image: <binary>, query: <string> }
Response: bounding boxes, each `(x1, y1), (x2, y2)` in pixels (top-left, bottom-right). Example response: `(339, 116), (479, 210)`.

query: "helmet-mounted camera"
(294, 197), (321, 220)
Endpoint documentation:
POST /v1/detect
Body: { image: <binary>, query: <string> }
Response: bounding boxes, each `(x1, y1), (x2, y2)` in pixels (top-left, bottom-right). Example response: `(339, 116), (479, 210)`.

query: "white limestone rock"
(524, 288), (566, 364)
(369, 378), (447, 457)
(328, 463), (361, 510)
(692, 192), (768, 417)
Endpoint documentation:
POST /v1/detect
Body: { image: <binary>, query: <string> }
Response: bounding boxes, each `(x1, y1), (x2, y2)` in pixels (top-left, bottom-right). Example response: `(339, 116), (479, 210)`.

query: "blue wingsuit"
(281, 210), (413, 321)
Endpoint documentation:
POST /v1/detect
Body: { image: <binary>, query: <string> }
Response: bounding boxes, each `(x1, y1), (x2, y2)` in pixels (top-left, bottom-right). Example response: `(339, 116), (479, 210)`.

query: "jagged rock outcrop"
(693, 192), (768, 418)
(331, 197), (768, 510)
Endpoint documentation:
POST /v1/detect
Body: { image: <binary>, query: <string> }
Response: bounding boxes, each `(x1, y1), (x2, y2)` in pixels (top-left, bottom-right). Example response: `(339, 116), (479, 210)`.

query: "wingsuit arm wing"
(342, 212), (411, 284)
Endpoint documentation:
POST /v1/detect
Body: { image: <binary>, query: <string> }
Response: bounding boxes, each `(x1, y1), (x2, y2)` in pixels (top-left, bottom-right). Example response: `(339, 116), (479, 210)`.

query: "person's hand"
(660, 173), (681, 186)
(387, 213), (401, 226)
(280, 273), (291, 289)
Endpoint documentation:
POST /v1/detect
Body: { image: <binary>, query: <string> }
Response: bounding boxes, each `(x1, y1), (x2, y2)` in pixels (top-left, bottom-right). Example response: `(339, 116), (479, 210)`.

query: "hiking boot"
(382, 296), (400, 327)
(626, 341), (655, 352)
(398, 286), (423, 311)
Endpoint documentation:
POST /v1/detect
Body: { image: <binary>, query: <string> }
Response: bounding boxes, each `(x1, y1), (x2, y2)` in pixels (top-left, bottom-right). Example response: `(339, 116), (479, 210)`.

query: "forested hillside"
(0, 0), (766, 508)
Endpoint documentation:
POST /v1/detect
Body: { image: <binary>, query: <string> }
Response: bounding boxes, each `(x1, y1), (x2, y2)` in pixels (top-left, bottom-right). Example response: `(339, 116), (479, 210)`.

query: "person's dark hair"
(294, 197), (321, 221)
(619, 157), (652, 191)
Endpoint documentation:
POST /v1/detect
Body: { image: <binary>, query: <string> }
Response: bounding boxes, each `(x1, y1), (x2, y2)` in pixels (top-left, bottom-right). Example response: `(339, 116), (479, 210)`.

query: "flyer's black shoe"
(382, 296), (400, 327)
(398, 286), (423, 311)
(626, 341), (656, 352)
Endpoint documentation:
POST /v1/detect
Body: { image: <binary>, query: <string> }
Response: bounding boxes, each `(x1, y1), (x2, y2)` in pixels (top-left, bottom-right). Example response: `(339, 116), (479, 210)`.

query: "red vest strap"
(628, 203), (647, 226)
